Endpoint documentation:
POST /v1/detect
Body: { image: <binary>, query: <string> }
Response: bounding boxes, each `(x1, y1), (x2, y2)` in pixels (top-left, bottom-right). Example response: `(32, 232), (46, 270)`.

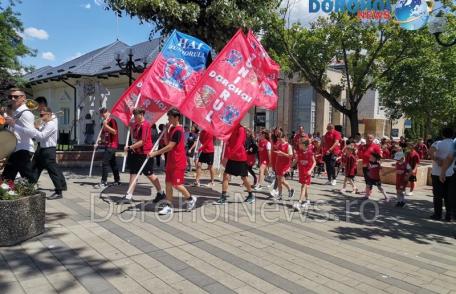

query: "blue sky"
(15, 0), (155, 69)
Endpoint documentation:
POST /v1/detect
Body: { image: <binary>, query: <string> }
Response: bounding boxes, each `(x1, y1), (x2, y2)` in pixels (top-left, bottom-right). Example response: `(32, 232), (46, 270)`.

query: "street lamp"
(115, 47), (148, 86)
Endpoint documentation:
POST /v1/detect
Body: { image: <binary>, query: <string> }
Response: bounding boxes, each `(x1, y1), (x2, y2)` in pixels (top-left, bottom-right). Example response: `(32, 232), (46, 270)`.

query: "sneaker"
(253, 185), (263, 191)
(192, 181), (200, 187)
(399, 201), (406, 207)
(47, 192), (63, 200)
(112, 181), (122, 186)
(245, 195), (255, 204)
(288, 189), (295, 199)
(186, 196), (197, 211)
(95, 182), (108, 189)
(274, 194), (283, 201)
(270, 189), (278, 197)
(205, 182), (215, 188)
(340, 188), (347, 193)
(429, 214), (441, 220)
(406, 192), (413, 196)
(158, 205), (173, 215)
(324, 181), (332, 185)
(152, 192), (166, 203)
(293, 202), (302, 211)
(117, 194), (133, 204)
(302, 200), (311, 208)
(331, 180), (337, 186)
(213, 197), (227, 205)
(353, 188), (358, 194)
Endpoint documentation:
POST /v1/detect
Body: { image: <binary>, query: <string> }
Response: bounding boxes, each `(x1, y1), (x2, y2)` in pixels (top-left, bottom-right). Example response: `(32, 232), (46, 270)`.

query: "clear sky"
(15, 0), (155, 70)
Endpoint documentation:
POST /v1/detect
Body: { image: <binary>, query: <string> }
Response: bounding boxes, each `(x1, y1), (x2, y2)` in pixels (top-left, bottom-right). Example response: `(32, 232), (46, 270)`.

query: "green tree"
(378, 30), (456, 139)
(0, 0), (35, 89)
(104, 0), (280, 50)
(264, 12), (430, 136)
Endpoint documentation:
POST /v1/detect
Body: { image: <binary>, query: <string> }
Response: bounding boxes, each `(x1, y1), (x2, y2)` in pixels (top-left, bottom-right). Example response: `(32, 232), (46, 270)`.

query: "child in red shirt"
(293, 139), (316, 210)
(148, 109), (196, 215)
(340, 145), (358, 194)
(274, 131), (294, 200)
(365, 152), (388, 201)
(392, 151), (410, 207)
(405, 143), (420, 196)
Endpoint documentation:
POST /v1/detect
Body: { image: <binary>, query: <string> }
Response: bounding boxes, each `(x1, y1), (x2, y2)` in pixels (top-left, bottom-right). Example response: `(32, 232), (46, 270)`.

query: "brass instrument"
(26, 99), (39, 110)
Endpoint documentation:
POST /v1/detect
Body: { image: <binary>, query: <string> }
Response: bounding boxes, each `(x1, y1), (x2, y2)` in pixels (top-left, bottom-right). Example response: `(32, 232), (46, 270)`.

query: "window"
(328, 105), (333, 124)
(59, 108), (70, 125)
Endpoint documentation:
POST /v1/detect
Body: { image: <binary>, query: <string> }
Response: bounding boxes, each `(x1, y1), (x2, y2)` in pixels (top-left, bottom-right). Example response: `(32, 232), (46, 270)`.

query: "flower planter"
(0, 192), (46, 246)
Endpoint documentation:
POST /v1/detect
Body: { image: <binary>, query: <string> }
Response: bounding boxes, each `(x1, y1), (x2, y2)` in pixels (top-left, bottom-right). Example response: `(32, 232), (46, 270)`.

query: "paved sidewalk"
(1, 167), (455, 294)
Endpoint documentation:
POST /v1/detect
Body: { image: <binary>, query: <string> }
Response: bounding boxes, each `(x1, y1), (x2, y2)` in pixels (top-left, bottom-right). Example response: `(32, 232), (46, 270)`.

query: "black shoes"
(47, 192), (63, 200)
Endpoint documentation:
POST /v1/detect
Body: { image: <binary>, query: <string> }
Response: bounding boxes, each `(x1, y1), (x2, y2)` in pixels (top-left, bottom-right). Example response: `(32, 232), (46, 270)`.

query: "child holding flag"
(148, 109), (197, 215)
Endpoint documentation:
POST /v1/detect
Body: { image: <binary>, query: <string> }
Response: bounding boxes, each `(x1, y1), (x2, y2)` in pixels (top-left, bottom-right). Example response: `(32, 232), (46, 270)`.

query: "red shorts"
(396, 175), (407, 190)
(166, 168), (185, 186)
(275, 165), (290, 177)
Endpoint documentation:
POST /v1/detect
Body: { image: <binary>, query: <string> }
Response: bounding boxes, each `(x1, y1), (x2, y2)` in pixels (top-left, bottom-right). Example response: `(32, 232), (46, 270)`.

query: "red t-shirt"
(225, 125), (247, 162)
(132, 120), (152, 155)
(275, 142), (291, 173)
(199, 130), (214, 153)
(345, 154), (358, 177)
(271, 141), (279, 169)
(297, 148), (314, 172)
(323, 130), (342, 155)
(101, 118), (119, 149)
(367, 161), (381, 181)
(382, 147), (391, 160)
(258, 138), (271, 164)
(406, 149), (420, 171)
(395, 161), (409, 190)
(166, 125), (187, 170)
(358, 143), (382, 166)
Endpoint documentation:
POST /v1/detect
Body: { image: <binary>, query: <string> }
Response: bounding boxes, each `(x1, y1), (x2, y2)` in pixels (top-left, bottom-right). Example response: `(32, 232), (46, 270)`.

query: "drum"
(0, 129), (17, 160)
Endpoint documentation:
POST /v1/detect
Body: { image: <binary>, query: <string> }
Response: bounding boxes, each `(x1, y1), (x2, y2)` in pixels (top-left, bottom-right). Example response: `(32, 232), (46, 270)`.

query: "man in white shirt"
(438, 136), (456, 222)
(2, 88), (35, 181)
(429, 127), (455, 221)
(11, 107), (67, 199)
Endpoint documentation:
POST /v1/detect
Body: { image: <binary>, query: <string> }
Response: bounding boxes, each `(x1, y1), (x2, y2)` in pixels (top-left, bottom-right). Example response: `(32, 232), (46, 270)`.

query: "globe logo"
(394, 0), (431, 30)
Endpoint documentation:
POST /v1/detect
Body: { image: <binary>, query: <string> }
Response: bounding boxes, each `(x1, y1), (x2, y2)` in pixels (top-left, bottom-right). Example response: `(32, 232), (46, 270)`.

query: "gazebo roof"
(25, 38), (160, 84)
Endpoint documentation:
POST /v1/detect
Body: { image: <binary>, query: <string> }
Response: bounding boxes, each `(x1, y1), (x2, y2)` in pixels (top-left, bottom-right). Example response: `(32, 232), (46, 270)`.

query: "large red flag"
(179, 29), (275, 140)
(110, 65), (170, 126)
(140, 30), (212, 108)
(246, 30), (280, 110)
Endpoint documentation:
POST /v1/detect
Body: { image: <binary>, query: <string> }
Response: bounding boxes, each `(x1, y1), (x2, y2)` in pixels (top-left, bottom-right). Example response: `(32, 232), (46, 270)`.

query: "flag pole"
(121, 93), (142, 172)
(125, 130), (165, 196)
(88, 128), (104, 177)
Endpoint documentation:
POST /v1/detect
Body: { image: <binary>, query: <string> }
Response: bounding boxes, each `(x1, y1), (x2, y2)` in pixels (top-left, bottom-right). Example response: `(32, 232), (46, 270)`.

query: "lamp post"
(115, 47), (148, 86)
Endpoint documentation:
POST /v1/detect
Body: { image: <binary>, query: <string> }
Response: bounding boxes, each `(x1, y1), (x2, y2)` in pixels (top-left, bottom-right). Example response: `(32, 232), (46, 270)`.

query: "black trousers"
(431, 175), (453, 219)
(33, 147), (67, 192)
(323, 153), (337, 181)
(1, 150), (34, 182)
(101, 148), (120, 183)
(247, 165), (257, 185)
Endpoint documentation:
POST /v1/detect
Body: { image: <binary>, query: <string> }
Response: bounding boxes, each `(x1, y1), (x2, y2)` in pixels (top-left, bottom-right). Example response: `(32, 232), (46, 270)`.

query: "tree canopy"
(104, 0), (281, 51)
(0, 0), (34, 89)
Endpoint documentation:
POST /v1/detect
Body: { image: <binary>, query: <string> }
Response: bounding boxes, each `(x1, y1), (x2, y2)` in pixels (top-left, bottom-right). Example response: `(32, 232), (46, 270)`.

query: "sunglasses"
(8, 94), (24, 100)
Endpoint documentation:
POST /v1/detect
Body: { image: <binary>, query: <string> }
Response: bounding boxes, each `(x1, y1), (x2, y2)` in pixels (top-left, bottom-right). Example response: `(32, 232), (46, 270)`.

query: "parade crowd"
(2, 88), (455, 221)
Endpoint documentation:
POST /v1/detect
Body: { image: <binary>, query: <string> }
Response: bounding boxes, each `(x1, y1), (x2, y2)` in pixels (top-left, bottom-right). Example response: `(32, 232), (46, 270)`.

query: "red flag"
(111, 65), (170, 126)
(246, 30), (280, 110)
(179, 29), (271, 140)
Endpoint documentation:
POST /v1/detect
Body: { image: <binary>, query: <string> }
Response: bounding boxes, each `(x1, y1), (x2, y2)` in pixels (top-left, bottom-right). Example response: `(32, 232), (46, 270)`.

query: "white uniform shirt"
(431, 139), (455, 177)
(11, 104), (35, 152)
(14, 119), (58, 148)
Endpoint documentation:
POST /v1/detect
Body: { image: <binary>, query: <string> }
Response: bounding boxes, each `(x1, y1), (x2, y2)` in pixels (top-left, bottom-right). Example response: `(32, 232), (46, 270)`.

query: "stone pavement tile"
(23, 283), (57, 294)
(170, 280), (210, 294)
(185, 259), (245, 289)
(140, 277), (178, 294)
(234, 285), (265, 294)
(355, 283), (389, 294)
(45, 272), (89, 294)
(419, 252), (456, 267)
(0, 281), (25, 294)
(130, 254), (186, 284)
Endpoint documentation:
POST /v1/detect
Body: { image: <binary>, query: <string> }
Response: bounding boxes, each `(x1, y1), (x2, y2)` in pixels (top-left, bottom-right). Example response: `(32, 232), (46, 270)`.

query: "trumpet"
(26, 99), (39, 110)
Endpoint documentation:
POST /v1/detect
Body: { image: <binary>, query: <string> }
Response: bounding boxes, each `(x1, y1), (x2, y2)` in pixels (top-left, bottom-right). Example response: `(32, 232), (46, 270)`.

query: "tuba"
(26, 99), (39, 110)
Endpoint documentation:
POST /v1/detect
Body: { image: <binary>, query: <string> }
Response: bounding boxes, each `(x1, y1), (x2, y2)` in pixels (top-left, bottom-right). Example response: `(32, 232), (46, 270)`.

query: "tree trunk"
(348, 111), (359, 138)
(424, 116), (431, 141)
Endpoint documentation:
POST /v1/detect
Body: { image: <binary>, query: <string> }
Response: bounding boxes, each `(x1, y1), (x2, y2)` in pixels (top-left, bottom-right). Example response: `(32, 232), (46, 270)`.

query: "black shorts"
(346, 176), (355, 180)
(409, 175), (417, 182)
(199, 152), (214, 165)
(128, 153), (154, 176)
(225, 160), (248, 177)
(367, 179), (382, 189)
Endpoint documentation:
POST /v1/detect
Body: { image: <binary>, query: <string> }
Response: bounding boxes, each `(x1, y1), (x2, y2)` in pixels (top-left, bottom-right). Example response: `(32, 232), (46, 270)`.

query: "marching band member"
(2, 88), (35, 182)
(193, 128), (216, 187)
(9, 106), (67, 199)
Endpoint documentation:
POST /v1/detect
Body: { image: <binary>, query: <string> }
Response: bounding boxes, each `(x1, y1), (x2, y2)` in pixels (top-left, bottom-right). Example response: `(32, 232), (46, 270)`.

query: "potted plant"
(0, 178), (45, 246)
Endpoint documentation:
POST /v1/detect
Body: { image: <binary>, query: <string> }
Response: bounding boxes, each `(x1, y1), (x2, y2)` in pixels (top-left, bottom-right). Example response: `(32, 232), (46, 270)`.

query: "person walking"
(322, 123), (341, 186)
